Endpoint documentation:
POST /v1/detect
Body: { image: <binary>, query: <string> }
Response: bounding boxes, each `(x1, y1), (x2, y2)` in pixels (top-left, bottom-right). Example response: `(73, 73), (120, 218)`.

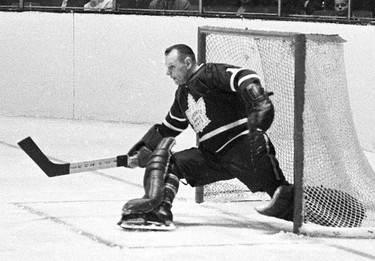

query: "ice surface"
(1, 116), (374, 261)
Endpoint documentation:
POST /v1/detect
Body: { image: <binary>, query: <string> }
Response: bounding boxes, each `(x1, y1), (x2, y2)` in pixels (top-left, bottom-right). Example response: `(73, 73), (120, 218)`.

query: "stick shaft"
(18, 137), (135, 177)
(69, 157), (119, 173)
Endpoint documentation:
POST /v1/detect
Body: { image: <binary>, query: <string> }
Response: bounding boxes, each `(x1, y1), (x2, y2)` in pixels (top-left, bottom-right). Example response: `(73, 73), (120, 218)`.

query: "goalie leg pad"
(121, 137), (176, 215)
(163, 172), (180, 205)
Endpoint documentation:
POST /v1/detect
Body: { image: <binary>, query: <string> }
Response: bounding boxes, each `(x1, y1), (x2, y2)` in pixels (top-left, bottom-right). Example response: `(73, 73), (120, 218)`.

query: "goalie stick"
(18, 137), (138, 177)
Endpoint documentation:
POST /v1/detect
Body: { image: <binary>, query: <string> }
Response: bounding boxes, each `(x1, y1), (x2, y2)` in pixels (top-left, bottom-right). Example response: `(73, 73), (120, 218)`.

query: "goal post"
(292, 33), (306, 233)
(194, 26), (375, 238)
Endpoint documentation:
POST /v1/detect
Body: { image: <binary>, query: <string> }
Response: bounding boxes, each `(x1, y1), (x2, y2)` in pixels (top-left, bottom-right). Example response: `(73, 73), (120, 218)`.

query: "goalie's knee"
(145, 138), (175, 173)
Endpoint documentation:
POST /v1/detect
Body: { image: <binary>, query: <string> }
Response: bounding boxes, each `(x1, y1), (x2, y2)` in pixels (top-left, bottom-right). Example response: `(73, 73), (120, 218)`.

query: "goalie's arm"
(236, 71), (275, 133)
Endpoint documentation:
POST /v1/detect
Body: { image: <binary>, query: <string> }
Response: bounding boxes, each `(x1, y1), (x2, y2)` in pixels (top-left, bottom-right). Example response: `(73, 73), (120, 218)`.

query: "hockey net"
(195, 26), (375, 237)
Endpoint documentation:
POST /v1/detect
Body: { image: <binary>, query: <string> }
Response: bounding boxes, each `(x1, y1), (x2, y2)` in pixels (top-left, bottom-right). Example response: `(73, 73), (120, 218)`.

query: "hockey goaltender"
(117, 44), (294, 230)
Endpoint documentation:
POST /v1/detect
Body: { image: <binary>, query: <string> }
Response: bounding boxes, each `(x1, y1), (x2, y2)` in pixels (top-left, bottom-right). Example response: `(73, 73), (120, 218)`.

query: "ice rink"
(1, 115), (375, 261)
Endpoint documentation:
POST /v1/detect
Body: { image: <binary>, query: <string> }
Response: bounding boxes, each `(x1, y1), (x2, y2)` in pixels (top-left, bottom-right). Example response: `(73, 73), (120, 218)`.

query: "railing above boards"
(1, 0), (374, 25)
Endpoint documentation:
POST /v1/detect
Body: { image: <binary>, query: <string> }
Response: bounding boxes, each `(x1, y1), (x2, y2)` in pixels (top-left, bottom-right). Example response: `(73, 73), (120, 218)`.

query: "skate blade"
(119, 221), (176, 231)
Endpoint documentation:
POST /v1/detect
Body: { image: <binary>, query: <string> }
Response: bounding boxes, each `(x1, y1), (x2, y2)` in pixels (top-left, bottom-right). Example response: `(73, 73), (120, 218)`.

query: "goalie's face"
(165, 49), (190, 86)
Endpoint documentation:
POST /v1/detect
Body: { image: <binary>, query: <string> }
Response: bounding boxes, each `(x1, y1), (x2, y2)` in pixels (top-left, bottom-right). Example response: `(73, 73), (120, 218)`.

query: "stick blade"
(18, 137), (70, 177)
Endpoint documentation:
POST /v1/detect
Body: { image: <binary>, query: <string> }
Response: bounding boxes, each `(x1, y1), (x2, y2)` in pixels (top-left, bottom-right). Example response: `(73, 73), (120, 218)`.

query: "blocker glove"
(127, 124), (164, 168)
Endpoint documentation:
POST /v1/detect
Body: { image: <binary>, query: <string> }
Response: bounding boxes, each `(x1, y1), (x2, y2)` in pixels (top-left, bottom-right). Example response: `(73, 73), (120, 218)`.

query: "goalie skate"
(117, 208), (176, 231)
(118, 220), (176, 231)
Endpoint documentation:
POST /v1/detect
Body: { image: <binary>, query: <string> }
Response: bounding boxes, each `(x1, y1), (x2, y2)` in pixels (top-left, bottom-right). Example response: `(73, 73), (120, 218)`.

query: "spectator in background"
(149, 0), (191, 10)
(304, 0), (371, 16)
(84, 0), (112, 10)
(331, 0), (369, 16)
(334, 0), (348, 16)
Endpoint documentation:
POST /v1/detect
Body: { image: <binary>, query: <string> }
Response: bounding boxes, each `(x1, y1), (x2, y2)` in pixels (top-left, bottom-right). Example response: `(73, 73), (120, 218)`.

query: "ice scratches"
(202, 203), (288, 233)
(10, 202), (124, 249)
(272, 230), (307, 240)
(0, 140), (19, 149)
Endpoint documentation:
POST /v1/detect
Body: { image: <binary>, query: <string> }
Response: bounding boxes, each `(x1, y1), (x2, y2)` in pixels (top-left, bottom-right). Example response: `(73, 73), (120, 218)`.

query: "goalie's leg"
(147, 172), (180, 226)
(117, 137), (175, 226)
(249, 133), (294, 221)
(255, 184), (294, 221)
(220, 133), (294, 221)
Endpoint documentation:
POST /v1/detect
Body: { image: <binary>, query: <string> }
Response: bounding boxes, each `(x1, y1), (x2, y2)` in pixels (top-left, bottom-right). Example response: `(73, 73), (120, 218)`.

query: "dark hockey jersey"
(159, 63), (261, 153)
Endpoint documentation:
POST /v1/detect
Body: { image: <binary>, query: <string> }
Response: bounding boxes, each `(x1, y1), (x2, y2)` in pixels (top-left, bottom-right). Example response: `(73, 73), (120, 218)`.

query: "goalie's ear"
(184, 56), (194, 69)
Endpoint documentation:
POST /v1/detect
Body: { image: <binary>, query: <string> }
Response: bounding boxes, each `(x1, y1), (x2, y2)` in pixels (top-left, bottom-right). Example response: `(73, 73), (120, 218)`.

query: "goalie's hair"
(165, 44), (196, 63)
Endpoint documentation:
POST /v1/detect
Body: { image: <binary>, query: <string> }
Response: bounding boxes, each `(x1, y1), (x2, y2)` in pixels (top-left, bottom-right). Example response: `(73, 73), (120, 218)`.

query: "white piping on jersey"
(227, 68), (260, 92)
(199, 118), (247, 142)
(227, 68), (247, 92)
(238, 74), (260, 86)
(162, 119), (185, 132)
(263, 132), (270, 154)
(168, 111), (187, 122)
(215, 130), (249, 153)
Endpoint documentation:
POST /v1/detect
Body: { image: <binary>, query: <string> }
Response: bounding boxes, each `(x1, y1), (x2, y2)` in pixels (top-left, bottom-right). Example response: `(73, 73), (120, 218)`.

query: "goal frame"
(194, 26), (313, 235)
(194, 26), (375, 238)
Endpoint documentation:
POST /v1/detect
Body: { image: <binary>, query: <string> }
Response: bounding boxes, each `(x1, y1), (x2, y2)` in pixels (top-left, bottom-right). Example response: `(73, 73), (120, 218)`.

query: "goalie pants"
(169, 132), (287, 197)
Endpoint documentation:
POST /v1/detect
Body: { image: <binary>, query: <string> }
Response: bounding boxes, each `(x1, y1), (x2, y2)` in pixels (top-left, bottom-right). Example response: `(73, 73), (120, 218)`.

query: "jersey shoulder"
(193, 63), (237, 84)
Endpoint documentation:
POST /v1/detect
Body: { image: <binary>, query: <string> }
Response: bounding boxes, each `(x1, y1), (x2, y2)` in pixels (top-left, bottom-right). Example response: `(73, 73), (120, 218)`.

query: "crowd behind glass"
(1, 0), (374, 22)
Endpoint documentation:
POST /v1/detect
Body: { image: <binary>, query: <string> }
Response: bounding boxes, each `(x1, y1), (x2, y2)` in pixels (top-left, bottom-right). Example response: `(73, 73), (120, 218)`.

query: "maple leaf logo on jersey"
(185, 94), (211, 133)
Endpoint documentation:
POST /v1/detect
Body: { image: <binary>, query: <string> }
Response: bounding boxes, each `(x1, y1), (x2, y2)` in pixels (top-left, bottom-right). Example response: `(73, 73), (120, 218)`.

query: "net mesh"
(198, 27), (375, 230)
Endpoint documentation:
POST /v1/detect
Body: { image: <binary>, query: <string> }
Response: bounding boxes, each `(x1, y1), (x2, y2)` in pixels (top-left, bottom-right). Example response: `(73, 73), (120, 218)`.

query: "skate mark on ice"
(11, 202), (125, 249)
(0, 140), (20, 149)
